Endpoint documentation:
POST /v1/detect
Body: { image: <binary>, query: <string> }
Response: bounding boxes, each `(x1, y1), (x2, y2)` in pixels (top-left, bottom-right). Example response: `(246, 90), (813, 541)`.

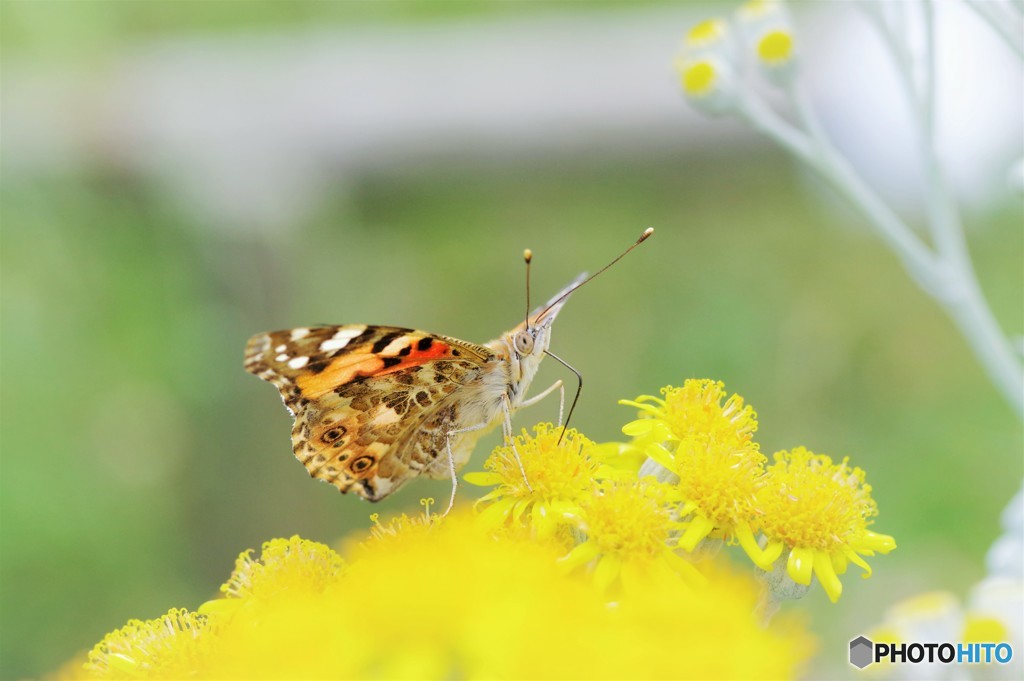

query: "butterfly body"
(244, 276), (580, 502)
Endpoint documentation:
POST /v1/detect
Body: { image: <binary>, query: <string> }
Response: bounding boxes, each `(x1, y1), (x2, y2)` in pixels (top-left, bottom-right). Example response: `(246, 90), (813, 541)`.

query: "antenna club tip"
(640, 227), (654, 241)
(523, 248), (533, 263)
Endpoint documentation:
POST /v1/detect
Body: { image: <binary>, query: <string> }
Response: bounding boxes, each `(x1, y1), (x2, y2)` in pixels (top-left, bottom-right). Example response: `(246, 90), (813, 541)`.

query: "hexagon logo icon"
(849, 635), (874, 669)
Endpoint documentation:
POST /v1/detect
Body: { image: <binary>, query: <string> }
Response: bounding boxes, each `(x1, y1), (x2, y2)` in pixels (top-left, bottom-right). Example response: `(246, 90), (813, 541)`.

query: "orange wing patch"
(296, 335), (455, 399)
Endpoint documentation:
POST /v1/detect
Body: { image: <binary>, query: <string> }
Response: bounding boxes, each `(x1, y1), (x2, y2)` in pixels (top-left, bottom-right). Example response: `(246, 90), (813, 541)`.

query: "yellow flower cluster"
(620, 379), (896, 603)
(78, 513), (812, 680)
(674, 0), (799, 110)
(467, 422), (706, 592)
(70, 378), (897, 679)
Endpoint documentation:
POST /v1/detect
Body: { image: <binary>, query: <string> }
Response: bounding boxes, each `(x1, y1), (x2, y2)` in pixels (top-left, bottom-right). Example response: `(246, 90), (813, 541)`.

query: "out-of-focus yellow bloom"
(673, 56), (738, 114)
(361, 498), (440, 548)
(757, 29), (794, 66)
(742, 447), (896, 603)
(198, 535), (345, 619)
(83, 609), (211, 680)
(465, 423), (599, 541)
(678, 58), (719, 97)
(622, 380), (764, 552)
(732, 0), (798, 84)
(76, 512), (813, 680)
(560, 479), (704, 592)
(866, 579), (1023, 679)
(68, 370), (902, 679)
(685, 18), (730, 50)
(737, 0), (787, 24)
(220, 535), (345, 600)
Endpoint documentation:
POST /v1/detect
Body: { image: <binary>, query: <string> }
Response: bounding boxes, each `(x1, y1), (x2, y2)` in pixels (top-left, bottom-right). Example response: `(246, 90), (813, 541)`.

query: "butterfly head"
(501, 272), (586, 383)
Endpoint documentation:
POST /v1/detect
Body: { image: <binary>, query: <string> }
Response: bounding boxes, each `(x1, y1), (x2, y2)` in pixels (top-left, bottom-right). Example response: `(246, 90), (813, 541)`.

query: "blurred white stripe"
(2, 3), (1019, 230)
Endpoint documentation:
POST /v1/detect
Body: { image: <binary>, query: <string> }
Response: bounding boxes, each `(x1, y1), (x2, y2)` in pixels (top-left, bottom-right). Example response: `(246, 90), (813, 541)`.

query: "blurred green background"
(2, 1), (1021, 679)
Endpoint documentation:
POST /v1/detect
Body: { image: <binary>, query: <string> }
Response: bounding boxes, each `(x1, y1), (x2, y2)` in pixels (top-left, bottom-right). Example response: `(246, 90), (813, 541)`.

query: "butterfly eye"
(514, 331), (534, 355)
(321, 425), (348, 444)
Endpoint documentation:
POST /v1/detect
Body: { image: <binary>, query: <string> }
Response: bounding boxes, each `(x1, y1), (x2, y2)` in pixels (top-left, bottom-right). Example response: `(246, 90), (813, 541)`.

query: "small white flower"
(735, 0), (798, 86)
(674, 55), (738, 115)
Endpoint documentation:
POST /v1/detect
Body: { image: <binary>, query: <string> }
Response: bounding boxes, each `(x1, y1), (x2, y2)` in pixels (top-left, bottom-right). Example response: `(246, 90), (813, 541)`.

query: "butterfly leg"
(501, 393), (534, 493)
(518, 379), (565, 426)
(442, 421), (489, 516)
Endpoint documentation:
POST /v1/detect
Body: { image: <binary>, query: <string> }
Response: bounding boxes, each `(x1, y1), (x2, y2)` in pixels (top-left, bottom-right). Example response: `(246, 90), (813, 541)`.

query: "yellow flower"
(465, 423), (600, 541)
(737, 0), (786, 23)
(609, 565), (816, 680)
(560, 479), (704, 592)
(76, 515), (814, 679)
(622, 379), (758, 457)
(676, 57), (735, 106)
(733, 0), (798, 83)
(83, 609), (211, 680)
(757, 29), (795, 66)
(197, 535), (345, 622)
(362, 498), (440, 548)
(590, 440), (646, 479)
(622, 380), (765, 552)
(675, 14), (739, 115)
(685, 18), (730, 50)
(741, 447), (896, 603)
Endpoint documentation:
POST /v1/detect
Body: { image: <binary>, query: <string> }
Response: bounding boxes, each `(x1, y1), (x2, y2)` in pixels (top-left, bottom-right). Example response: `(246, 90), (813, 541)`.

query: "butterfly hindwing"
(244, 325), (496, 500)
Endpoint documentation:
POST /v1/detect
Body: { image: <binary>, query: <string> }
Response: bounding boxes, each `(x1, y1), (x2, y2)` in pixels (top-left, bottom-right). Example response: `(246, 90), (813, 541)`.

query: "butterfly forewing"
(244, 324), (496, 500)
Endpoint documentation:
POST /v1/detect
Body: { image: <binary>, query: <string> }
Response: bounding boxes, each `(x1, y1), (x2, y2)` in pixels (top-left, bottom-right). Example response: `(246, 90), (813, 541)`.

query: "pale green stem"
(731, 2), (1024, 418)
(736, 90), (942, 294)
(964, 0), (1024, 59)
(917, 2), (1024, 417)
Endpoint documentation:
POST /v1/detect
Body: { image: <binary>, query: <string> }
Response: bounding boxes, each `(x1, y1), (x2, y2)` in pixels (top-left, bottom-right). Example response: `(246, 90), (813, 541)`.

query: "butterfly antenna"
(523, 248), (533, 330)
(543, 349), (582, 445)
(536, 227), (654, 320)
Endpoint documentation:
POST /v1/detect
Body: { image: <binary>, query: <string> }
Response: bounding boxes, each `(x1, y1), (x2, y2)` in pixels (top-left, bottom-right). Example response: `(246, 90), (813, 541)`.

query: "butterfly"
(244, 229), (653, 510)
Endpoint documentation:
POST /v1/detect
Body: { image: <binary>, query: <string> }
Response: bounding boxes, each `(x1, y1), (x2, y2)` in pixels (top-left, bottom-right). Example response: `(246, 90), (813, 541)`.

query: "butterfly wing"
(244, 325), (496, 501)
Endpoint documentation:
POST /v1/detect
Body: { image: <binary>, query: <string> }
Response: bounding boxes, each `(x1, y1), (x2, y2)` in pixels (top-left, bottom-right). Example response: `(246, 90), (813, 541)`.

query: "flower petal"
(859, 531), (897, 554)
(463, 471), (503, 486)
(812, 550), (843, 603)
(735, 522), (774, 571)
(475, 497), (513, 530)
(762, 540), (784, 565)
(845, 548), (873, 578)
(532, 503), (558, 541)
(678, 514), (715, 552)
(787, 546), (814, 586)
(643, 442), (676, 471)
(594, 554), (623, 592)
(832, 550), (849, 576)
(622, 419), (657, 436)
(661, 551), (708, 588)
(558, 540), (601, 573)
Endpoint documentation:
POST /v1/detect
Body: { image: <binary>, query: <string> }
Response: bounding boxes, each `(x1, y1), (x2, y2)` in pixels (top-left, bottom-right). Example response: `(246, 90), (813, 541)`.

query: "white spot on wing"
(381, 337), (408, 355)
(373, 408), (401, 425)
(275, 354), (289, 362)
(320, 337), (351, 352)
(290, 328), (310, 340)
(275, 344), (287, 353)
(333, 326), (365, 340)
(372, 476), (394, 496)
(288, 356), (309, 369)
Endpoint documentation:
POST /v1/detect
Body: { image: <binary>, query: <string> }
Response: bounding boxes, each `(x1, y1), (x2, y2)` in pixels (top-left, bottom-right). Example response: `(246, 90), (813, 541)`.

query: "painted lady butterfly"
(244, 229), (652, 511)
